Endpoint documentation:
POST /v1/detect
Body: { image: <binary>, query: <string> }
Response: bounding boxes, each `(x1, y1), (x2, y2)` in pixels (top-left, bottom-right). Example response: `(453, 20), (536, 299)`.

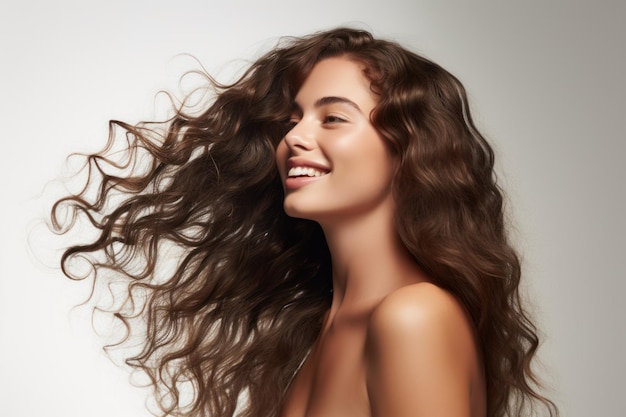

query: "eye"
(283, 117), (299, 132)
(323, 115), (347, 124)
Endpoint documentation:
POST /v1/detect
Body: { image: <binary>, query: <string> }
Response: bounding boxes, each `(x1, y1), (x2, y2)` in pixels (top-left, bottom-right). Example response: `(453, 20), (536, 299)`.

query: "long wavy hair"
(51, 28), (557, 417)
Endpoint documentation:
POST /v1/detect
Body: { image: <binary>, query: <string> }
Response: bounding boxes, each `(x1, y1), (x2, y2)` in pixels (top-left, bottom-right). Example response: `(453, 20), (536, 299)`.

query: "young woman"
(52, 28), (557, 417)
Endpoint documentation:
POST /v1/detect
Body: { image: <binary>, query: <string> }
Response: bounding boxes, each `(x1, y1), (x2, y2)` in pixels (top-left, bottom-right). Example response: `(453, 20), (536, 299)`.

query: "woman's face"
(275, 57), (396, 224)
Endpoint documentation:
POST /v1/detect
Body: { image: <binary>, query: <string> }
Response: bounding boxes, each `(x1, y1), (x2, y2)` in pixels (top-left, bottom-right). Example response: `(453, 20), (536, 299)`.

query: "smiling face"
(275, 57), (397, 225)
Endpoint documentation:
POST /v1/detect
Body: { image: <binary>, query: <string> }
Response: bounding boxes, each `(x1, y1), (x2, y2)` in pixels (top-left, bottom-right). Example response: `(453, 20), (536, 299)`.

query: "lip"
(287, 158), (331, 172)
(284, 158), (330, 190)
(284, 175), (325, 190)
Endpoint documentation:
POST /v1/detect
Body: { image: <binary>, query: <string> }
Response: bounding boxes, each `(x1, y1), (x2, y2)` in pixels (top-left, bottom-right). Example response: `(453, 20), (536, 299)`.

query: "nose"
(283, 119), (314, 152)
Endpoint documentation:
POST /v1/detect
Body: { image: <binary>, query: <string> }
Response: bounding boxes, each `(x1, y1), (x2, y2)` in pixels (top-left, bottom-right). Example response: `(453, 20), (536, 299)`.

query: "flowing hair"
(51, 28), (557, 417)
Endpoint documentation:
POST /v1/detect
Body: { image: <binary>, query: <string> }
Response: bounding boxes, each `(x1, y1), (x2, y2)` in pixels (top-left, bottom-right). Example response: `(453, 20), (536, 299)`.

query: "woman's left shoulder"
(365, 281), (478, 373)
(368, 282), (471, 336)
(364, 282), (480, 416)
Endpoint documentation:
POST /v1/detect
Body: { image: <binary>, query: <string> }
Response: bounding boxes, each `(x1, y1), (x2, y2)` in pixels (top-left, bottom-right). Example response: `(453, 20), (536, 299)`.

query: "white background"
(1, 1), (624, 416)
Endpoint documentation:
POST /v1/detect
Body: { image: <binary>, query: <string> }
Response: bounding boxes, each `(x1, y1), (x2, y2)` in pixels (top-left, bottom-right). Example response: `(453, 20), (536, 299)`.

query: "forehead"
(295, 57), (377, 110)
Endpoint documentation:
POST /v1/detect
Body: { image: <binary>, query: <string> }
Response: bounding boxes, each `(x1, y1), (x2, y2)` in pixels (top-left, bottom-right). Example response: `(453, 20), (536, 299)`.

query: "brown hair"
(51, 28), (557, 417)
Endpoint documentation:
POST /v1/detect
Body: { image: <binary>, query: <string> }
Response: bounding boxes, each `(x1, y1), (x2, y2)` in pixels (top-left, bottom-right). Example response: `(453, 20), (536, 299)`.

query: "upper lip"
(287, 158), (331, 172)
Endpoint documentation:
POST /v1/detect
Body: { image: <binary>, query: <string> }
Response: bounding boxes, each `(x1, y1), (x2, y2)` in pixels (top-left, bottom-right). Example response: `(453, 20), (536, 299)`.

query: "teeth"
(288, 166), (327, 178)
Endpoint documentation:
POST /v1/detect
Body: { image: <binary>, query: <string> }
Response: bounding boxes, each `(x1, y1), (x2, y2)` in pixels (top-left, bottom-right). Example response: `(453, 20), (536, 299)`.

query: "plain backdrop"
(1, 1), (624, 416)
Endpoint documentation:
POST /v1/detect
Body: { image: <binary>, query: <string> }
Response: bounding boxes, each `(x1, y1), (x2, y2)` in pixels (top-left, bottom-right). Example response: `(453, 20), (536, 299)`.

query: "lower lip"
(285, 175), (326, 190)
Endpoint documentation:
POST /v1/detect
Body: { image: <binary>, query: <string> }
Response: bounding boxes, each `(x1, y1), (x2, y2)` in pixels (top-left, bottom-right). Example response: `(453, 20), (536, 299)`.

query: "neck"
(318, 201), (427, 324)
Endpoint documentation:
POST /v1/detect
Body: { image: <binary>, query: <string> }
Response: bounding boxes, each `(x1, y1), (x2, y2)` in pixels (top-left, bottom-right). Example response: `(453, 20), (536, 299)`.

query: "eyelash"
(323, 115), (346, 124)
(284, 114), (346, 130)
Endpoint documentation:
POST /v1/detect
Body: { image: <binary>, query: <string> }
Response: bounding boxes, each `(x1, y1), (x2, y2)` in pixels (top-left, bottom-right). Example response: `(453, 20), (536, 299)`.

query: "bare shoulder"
(368, 282), (472, 338)
(365, 282), (481, 417)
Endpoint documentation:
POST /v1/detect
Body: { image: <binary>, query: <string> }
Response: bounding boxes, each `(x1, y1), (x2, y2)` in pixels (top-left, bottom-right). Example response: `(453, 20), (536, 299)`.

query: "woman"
(52, 28), (557, 417)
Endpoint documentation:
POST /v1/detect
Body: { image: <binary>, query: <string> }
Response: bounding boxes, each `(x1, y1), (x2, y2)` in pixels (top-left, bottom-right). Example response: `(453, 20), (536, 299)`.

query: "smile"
(287, 166), (329, 178)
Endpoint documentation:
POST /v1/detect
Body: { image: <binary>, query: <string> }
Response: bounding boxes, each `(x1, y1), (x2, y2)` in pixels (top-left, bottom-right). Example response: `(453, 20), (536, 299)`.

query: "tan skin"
(275, 57), (486, 417)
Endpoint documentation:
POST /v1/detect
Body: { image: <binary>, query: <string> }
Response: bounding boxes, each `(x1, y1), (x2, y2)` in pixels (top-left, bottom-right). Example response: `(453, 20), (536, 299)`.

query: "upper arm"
(365, 283), (479, 417)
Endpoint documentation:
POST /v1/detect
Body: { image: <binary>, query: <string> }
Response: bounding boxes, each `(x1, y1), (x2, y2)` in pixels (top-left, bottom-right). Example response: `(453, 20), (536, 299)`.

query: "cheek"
(335, 131), (394, 176)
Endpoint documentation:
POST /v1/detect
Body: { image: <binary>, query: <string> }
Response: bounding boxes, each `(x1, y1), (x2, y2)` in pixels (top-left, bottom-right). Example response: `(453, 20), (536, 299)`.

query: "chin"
(282, 197), (327, 222)
(283, 202), (314, 221)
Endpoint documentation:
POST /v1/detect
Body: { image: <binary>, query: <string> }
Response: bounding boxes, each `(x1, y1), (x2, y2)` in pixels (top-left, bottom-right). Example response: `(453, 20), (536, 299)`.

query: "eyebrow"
(292, 96), (363, 113)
